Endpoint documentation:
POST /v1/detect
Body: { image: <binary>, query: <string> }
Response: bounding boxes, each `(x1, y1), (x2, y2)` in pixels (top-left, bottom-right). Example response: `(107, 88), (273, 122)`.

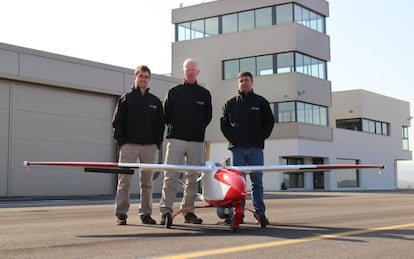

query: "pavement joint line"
(159, 222), (414, 259)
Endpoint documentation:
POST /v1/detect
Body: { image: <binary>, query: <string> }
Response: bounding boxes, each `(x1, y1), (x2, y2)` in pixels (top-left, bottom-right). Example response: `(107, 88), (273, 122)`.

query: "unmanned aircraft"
(24, 159), (384, 232)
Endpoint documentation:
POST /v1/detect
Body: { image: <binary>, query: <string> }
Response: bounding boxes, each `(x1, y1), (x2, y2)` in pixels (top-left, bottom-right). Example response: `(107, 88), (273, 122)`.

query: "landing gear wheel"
(164, 213), (172, 229)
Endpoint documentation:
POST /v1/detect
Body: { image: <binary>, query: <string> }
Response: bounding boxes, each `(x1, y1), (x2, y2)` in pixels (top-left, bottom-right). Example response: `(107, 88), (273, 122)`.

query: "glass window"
(276, 3), (293, 24)
(303, 55), (311, 75)
(375, 121), (382, 134)
(305, 103), (313, 123)
(294, 4), (303, 24)
(222, 13), (238, 34)
(177, 22), (191, 41)
(403, 126), (409, 150)
(368, 120), (375, 133)
(311, 57), (319, 78)
(240, 57), (256, 75)
(256, 55), (273, 75)
(319, 60), (326, 79)
(278, 102), (295, 122)
(312, 105), (321, 125)
(336, 159), (359, 187)
(255, 7), (272, 28)
(382, 122), (388, 135)
(283, 157), (304, 188)
(223, 59), (239, 79)
(277, 52), (294, 73)
(297, 102), (305, 122)
(205, 17), (219, 37)
(316, 14), (325, 33)
(302, 8), (310, 27)
(239, 10), (254, 31)
(191, 19), (204, 39)
(362, 119), (376, 133)
(295, 53), (304, 73)
(309, 12), (318, 31)
(320, 107), (328, 126)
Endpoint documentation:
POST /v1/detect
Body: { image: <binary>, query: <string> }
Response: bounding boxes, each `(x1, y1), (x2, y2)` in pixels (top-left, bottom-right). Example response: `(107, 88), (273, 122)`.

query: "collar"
(183, 80), (198, 87)
(132, 87), (150, 95)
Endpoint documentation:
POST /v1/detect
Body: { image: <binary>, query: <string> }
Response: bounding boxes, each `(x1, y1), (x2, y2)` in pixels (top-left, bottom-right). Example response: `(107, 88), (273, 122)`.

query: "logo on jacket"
(196, 101), (205, 105)
(251, 106), (260, 111)
(149, 104), (157, 109)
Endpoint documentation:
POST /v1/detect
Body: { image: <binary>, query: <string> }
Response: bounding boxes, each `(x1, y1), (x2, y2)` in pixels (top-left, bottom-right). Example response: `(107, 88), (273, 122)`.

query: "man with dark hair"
(112, 65), (165, 225)
(220, 71), (274, 227)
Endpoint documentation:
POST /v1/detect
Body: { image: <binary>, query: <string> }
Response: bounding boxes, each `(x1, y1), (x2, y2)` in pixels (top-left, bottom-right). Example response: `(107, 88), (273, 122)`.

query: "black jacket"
(112, 87), (165, 148)
(220, 90), (274, 149)
(164, 81), (212, 142)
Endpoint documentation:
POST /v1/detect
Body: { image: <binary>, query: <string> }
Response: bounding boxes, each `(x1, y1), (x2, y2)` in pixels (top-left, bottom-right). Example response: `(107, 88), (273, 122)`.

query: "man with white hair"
(159, 58), (212, 225)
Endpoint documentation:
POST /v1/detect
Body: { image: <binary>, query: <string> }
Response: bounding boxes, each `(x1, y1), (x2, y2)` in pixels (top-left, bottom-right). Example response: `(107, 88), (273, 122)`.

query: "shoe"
(254, 212), (269, 228)
(160, 213), (172, 228)
(140, 214), (156, 225)
(184, 212), (203, 224)
(116, 214), (127, 225)
(160, 213), (170, 225)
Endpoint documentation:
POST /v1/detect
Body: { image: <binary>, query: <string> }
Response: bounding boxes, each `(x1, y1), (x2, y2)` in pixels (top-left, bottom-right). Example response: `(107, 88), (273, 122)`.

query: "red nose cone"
(215, 169), (247, 201)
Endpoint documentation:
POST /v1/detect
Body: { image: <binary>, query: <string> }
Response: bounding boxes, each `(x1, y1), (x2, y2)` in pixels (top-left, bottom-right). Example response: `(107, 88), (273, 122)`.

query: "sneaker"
(254, 213), (269, 228)
(140, 214), (156, 225)
(116, 215), (127, 225)
(184, 212), (203, 224)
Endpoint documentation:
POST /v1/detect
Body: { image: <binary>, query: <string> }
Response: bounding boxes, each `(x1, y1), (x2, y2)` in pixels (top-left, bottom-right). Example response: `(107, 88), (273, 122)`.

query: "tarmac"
(1, 190), (414, 258)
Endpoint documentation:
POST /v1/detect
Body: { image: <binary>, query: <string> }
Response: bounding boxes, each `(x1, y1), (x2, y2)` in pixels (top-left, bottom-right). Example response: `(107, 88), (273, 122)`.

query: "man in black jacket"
(159, 58), (212, 225)
(220, 71), (274, 227)
(112, 65), (165, 225)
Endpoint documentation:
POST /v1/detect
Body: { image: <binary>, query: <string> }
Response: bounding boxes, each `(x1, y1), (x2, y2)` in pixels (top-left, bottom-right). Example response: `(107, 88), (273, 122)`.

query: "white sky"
(2, 0), (414, 174)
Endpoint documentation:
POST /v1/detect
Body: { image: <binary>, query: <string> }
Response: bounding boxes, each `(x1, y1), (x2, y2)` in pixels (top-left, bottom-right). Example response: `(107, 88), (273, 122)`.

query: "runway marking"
(160, 222), (414, 259)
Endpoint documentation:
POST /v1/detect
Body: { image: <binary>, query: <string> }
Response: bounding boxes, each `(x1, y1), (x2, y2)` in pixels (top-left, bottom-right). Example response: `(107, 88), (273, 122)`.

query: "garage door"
(10, 82), (117, 196)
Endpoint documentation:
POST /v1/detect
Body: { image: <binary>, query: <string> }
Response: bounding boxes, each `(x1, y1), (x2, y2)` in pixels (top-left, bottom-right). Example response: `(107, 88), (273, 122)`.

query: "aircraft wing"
(229, 164), (385, 173)
(24, 161), (385, 174)
(23, 161), (215, 174)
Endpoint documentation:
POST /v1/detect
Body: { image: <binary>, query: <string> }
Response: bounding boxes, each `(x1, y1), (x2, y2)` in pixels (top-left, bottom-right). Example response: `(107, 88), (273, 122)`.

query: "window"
(191, 19), (204, 39)
(277, 52), (294, 73)
(256, 55), (273, 75)
(403, 126), (409, 150)
(293, 3), (325, 33)
(255, 7), (272, 28)
(175, 3), (326, 42)
(275, 101), (328, 126)
(177, 22), (191, 41)
(282, 157), (304, 188)
(277, 102), (296, 122)
(336, 159), (359, 188)
(205, 17), (219, 37)
(276, 3), (293, 24)
(223, 59), (239, 80)
(240, 57), (256, 75)
(238, 10), (254, 31)
(337, 118), (390, 136)
(222, 13), (238, 33)
(223, 52), (326, 80)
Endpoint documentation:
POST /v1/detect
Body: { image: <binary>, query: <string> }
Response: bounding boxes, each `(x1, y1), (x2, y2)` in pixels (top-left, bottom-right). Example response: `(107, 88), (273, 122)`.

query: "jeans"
(231, 147), (265, 214)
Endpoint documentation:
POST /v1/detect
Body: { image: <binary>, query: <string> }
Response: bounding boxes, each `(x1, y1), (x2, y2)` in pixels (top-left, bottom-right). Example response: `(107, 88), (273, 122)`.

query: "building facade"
(171, 0), (411, 190)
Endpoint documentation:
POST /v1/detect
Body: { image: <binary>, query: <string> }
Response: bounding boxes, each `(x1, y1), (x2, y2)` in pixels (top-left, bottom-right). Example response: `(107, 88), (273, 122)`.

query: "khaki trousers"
(115, 143), (157, 217)
(160, 138), (205, 216)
